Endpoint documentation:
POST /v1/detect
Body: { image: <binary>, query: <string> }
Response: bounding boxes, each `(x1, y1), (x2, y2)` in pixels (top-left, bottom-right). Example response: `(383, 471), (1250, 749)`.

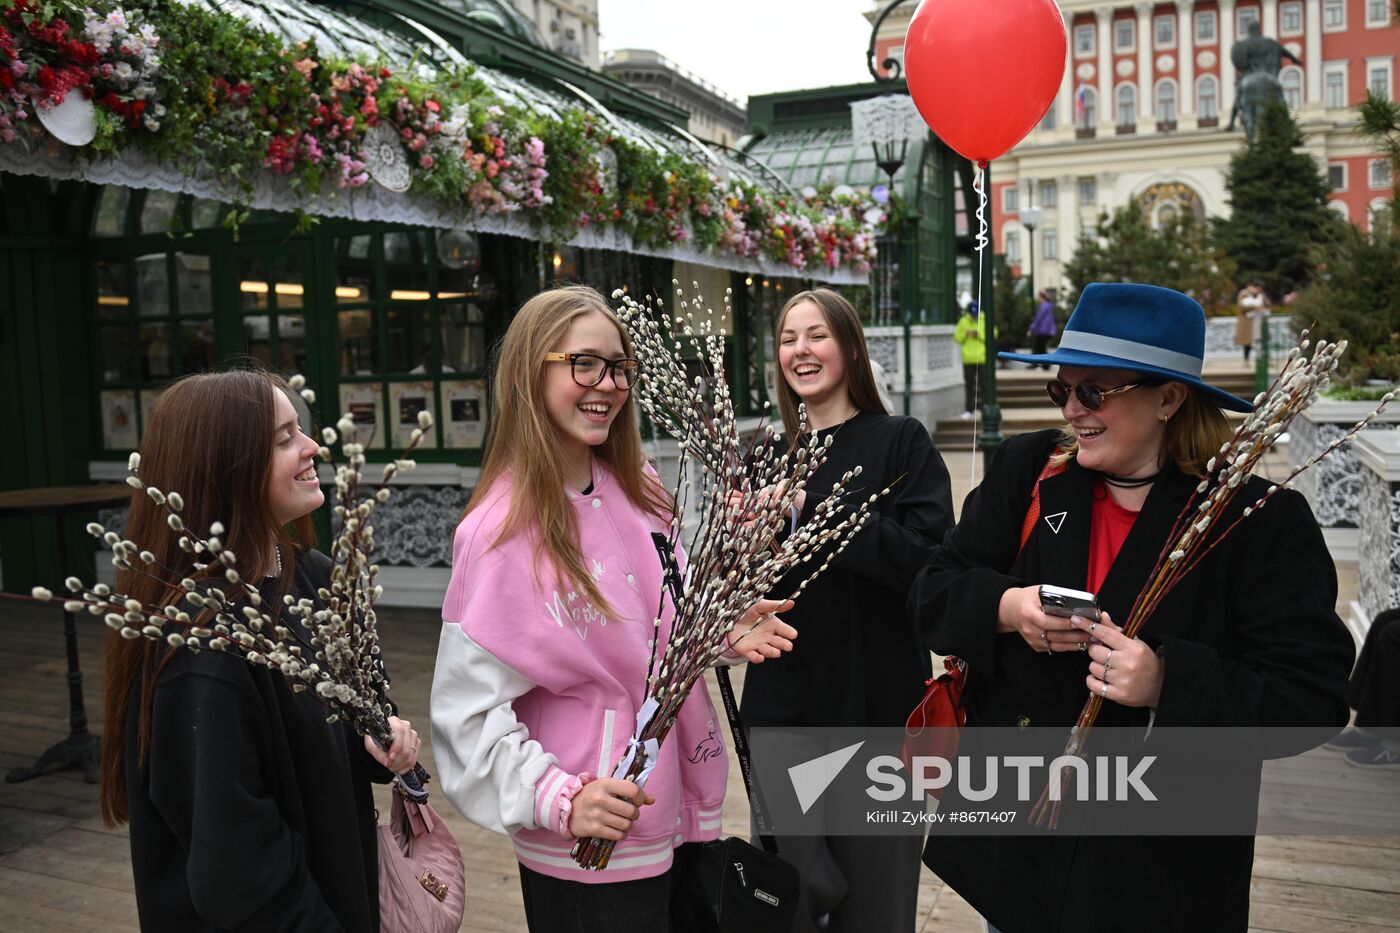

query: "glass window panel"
(140, 190), (180, 234)
(95, 260), (131, 320)
(279, 314), (307, 374)
(94, 186), (130, 237)
(1329, 165), (1346, 190)
(240, 258), (269, 310)
(339, 309), (379, 374)
(134, 253), (170, 317)
(140, 322), (174, 380)
(179, 320), (217, 374)
(270, 255), (304, 310)
(243, 314), (272, 364)
(100, 325), (134, 383)
(387, 305), (433, 373)
(385, 231), (430, 298)
(440, 303), (486, 373)
(191, 198), (223, 229)
(174, 253), (212, 316)
(337, 235), (374, 304)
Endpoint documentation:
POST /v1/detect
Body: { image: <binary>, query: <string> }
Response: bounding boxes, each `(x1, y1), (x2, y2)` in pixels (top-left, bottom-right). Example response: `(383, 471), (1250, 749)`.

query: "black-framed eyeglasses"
(1046, 378), (1161, 410)
(543, 352), (642, 389)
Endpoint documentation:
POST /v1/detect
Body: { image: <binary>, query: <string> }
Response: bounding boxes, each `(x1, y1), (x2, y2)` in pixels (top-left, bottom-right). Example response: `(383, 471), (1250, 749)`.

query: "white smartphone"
(1038, 584), (1101, 621)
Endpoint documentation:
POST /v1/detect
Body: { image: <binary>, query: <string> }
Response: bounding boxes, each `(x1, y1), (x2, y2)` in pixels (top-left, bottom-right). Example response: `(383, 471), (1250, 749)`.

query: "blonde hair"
(1052, 384), (1233, 477)
(466, 285), (671, 615)
(773, 288), (889, 444)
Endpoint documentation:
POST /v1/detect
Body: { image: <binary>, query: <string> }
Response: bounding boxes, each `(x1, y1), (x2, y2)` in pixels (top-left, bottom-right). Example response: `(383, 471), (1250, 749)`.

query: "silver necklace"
(272, 543), (283, 578)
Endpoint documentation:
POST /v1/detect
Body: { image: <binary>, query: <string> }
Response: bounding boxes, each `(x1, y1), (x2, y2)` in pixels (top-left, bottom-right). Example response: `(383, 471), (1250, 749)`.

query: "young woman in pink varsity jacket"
(430, 285), (796, 930)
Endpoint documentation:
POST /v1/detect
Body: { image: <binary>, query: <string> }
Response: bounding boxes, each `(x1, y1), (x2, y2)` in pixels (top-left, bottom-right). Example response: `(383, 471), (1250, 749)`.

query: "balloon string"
(969, 163), (989, 489)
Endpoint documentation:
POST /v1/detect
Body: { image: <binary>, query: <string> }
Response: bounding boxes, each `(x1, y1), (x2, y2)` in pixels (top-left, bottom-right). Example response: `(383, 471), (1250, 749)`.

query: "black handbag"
(669, 666), (799, 933)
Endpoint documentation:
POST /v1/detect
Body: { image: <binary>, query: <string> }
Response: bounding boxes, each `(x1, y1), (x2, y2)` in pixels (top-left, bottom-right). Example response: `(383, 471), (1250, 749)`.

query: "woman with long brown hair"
(99, 369), (420, 932)
(429, 285), (797, 930)
(741, 287), (954, 933)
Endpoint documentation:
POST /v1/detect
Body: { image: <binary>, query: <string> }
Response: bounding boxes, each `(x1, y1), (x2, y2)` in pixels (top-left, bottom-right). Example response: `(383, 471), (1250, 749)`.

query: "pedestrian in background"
(1235, 281), (1269, 361)
(1028, 289), (1058, 367)
(954, 299), (994, 419)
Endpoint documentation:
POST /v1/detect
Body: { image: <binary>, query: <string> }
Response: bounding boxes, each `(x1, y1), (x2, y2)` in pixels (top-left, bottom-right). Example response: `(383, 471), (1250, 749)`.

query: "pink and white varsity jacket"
(430, 464), (729, 882)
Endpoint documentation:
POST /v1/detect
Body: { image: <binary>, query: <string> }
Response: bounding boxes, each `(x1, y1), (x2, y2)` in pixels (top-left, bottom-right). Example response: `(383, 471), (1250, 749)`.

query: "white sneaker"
(960, 411), (974, 420)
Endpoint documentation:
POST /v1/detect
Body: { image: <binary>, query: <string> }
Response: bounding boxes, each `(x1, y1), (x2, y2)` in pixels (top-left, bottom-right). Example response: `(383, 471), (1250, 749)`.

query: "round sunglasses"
(1045, 378), (1161, 410)
(543, 352), (642, 389)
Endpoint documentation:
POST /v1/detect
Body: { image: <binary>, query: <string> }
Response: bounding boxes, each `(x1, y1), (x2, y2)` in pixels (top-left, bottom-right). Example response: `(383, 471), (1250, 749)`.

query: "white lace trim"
(0, 143), (864, 285)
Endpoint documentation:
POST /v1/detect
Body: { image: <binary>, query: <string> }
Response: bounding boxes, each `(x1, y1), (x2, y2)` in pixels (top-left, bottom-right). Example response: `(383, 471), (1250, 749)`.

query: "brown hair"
(1052, 383), (1233, 477)
(99, 369), (315, 827)
(772, 288), (889, 442)
(466, 285), (671, 616)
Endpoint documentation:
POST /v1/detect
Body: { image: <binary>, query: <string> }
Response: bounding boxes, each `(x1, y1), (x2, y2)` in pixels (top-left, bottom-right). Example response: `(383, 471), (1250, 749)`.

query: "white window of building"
(1370, 198), (1392, 229)
(1197, 75), (1220, 120)
(1196, 9), (1217, 42)
(1075, 24), (1095, 56)
(1324, 63), (1348, 109)
(1371, 159), (1393, 189)
(1005, 229), (1022, 263)
(1155, 14), (1176, 47)
(1282, 67), (1303, 110)
(1004, 186), (1020, 213)
(1156, 79), (1178, 124)
(1043, 227), (1059, 261)
(1329, 163), (1348, 191)
(1329, 200), (1349, 221)
(1079, 177), (1098, 205)
(1040, 180), (1058, 208)
(1368, 0), (1391, 27)
(1116, 84), (1137, 127)
(1238, 6), (1260, 34)
(1281, 2), (1303, 34)
(1324, 0), (1346, 30)
(1077, 86), (1098, 129)
(1368, 60), (1393, 101)
(1115, 19), (1135, 51)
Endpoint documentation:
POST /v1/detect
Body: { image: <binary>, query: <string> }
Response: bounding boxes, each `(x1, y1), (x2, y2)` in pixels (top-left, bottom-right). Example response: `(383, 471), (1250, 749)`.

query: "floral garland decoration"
(0, 0), (884, 274)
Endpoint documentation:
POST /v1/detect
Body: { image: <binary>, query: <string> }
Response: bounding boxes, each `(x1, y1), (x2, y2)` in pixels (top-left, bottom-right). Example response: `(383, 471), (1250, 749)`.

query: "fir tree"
(1213, 101), (1338, 300)
(1061, 202), (1236, 312)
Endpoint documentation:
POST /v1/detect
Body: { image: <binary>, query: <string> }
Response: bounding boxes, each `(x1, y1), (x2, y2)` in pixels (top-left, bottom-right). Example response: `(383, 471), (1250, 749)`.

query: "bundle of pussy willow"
(571, 284), (892, 869)
(1030, 331), (1394, 829)
(32, 376), (434, 790)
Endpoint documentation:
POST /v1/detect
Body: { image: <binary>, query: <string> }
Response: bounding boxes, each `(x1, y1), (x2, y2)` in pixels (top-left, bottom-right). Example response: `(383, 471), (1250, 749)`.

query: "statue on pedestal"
(1226, 22), (1301, 141)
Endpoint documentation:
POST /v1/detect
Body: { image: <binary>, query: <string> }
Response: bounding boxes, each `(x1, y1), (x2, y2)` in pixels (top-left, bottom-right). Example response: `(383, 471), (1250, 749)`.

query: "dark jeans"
(518, 847), (696, 932)
(1242, 344), (1253, 361)
(1030, 334), (1051, 368)
(1350, 608), (1400, 731)
(963, 363), (981, 412)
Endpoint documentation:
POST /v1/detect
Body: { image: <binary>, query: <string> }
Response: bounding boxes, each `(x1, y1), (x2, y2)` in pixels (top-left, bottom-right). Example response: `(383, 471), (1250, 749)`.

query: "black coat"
(741, 411), (954, 727)
(910, 430), (1354, 933)
(124, 549), (393, 932)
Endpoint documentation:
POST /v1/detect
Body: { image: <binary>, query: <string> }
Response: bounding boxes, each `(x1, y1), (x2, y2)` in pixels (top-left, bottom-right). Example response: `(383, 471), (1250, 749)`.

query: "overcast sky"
(596, 0), (876, 102)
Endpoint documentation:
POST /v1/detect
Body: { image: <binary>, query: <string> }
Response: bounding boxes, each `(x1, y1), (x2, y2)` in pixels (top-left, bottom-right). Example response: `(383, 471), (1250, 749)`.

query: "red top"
(1085, 481), (1140, 593)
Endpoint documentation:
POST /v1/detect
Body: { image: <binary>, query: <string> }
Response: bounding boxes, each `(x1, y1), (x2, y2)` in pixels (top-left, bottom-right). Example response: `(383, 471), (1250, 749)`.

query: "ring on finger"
(1087, 620), (1098, 638)
(1101, 683), (1109, 699)
(1041, 632), (1051, 653)
(1104, 648), (1113, 667)
(1077, 642), (1087, 652)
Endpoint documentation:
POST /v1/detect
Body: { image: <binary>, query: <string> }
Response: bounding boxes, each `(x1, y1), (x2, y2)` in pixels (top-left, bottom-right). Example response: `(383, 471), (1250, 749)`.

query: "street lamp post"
(851, 93), (926, 417)
(1019, 192), (1043, 352)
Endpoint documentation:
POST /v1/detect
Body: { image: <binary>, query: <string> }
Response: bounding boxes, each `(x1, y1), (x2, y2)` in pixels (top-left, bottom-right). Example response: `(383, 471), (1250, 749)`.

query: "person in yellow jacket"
(953, 300), (996, 419)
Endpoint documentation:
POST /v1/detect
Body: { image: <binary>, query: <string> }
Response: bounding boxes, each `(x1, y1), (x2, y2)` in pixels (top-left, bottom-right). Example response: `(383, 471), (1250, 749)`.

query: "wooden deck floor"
(2, 443), (1397, 931)
(4, 597), (1398, 931)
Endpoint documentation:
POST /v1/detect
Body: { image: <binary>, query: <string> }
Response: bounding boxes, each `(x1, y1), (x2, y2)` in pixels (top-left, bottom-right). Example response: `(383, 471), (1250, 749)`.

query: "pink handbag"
(378, 773), (465, 933)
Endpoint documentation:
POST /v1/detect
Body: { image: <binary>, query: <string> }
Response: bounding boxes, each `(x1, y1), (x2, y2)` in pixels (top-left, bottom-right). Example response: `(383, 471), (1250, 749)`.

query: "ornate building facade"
(501, 0), (600, 67)
(870, 0), (1395, 293)
(601, 49), (748, 147)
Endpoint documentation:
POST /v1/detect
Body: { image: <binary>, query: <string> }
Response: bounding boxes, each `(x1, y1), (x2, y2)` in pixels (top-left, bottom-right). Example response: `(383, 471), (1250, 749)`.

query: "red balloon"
(903, 0), (1067, 164)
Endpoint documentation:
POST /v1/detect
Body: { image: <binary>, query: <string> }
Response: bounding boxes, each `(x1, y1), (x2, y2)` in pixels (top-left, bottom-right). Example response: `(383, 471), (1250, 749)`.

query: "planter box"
(1354, 430), (1400, 629)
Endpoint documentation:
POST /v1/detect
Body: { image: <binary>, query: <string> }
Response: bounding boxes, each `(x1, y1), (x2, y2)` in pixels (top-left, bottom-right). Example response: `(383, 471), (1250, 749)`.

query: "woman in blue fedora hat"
(910, 283), (1354, 932)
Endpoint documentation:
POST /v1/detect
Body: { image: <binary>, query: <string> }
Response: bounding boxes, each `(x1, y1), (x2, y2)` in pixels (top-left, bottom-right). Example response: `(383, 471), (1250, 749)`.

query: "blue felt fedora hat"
(999, 282), (1254, 412)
